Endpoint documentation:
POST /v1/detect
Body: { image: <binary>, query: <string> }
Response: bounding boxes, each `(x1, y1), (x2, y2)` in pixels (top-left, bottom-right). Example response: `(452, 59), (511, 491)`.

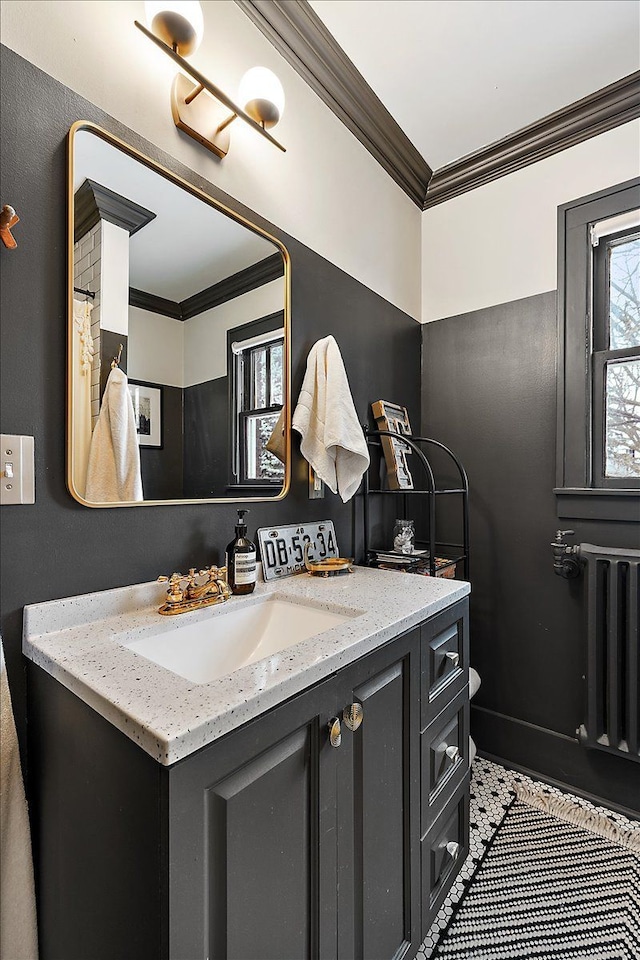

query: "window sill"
(555, 488), (640, 522)
(225, 483), (283, 493)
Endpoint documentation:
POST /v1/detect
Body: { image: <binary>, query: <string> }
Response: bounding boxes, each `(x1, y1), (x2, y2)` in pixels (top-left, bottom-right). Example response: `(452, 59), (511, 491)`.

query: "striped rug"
(433, 784), (640, 959)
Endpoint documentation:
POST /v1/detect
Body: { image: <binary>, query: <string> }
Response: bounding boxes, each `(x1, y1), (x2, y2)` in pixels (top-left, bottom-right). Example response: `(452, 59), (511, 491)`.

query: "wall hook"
(0, 205), (20, 249)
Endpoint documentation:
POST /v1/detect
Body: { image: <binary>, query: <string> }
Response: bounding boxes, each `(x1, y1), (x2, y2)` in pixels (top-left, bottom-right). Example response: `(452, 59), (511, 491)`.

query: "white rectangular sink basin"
(123, 597), (353, 685)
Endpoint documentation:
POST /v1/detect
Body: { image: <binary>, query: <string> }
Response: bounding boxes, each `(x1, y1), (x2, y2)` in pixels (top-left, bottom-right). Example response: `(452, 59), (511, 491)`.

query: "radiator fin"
(580, 544), (639, 764)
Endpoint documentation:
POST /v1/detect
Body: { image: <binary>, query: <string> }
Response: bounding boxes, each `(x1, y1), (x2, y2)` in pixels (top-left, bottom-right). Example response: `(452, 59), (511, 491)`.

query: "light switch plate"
(308, 465), (325, 499)
(1, 434), (35, 504)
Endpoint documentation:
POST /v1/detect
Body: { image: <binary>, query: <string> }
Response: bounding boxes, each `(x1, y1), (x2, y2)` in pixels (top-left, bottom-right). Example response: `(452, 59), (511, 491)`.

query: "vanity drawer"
(421, 599), (468, 727)
(421, 774), (470, 937)
(421, 686), (469, 833)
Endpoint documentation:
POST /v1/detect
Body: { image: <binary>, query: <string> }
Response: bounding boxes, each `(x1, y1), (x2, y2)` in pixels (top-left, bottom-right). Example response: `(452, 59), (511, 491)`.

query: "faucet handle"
(157, 572), (185, 603)
(554, 529), (575, 543)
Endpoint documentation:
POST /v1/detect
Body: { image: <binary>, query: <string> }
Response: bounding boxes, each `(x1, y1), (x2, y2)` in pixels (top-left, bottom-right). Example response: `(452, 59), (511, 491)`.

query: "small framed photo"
(128, 381), (162, 448)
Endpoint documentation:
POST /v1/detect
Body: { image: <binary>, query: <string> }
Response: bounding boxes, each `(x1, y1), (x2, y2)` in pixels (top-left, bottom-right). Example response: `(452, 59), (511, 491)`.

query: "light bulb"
(238, 67), (285, 129)
(144, 1), (204, 56)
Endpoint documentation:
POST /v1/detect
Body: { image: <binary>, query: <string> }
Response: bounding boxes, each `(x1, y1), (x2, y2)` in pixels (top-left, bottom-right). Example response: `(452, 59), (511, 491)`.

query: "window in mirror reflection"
(232, 322), (285, 485)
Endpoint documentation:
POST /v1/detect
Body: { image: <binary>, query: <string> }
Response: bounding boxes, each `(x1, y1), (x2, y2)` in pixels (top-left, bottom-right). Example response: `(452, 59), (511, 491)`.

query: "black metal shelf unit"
(362, 429), (470, 580)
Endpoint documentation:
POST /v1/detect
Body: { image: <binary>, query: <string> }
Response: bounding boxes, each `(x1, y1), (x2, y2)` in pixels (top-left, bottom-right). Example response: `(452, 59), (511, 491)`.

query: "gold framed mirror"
(67, 122), (290, 507)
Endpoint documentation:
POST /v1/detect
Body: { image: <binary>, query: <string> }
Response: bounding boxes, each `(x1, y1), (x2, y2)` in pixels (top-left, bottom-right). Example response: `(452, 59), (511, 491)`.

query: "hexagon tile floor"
(418, 757), (638, 959)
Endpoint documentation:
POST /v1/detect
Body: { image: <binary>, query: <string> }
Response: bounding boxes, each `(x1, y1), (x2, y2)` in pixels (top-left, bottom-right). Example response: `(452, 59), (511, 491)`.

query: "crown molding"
(74, 179), (156, 243)
(129, 288), (183, 319)
(129, 254), (284, 321)
(236, 1), (639, 213)
(181, 253), (283, 320)
(424, 71), (640, 209)
(235, 0), (431, 207)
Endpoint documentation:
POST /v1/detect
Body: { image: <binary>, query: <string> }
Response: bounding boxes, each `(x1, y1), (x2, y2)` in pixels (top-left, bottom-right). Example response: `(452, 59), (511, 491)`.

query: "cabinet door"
(168, 676), (340, 960)
(336, 629), (421, 960)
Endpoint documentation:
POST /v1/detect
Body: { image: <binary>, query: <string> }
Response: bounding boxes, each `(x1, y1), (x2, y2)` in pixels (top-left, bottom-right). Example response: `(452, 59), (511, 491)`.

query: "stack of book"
(369, 549), (457, 578)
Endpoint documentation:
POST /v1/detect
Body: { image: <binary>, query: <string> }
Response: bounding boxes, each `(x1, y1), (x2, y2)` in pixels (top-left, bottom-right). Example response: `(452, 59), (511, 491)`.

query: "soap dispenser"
(226, 509), (257, 595)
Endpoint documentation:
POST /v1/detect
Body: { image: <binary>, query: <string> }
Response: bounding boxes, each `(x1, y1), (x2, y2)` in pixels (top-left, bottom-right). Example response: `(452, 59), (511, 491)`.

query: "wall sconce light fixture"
(136, 1), (286, 158)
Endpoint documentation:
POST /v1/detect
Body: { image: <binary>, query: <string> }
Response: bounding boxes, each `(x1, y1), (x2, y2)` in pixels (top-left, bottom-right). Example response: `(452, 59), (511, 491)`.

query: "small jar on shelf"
(393, 518), (415, 554)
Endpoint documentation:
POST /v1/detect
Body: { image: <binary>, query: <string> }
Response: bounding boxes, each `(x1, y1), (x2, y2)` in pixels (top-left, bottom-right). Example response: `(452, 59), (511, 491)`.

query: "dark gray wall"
(137, 383), (184, 501)
(422, 292), (639, 813)
(183, 376), (228, 498)
(0, 47), (421, 758)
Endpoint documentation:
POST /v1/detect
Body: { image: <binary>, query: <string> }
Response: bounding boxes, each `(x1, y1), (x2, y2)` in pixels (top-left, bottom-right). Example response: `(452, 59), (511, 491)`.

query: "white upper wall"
(128, 279), (282, 387)
(184, 279), (283, 386)
(128, 308), (185, 387)
(1, 0), (421, 320)
(421, 120), (640, 322)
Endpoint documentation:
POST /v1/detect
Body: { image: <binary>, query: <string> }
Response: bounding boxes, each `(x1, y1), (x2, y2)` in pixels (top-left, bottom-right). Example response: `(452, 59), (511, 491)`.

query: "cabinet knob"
(328, 717), (342, 748)
(445, 651), (460, 667)
(343, 702), (364, 732)
(446, 841), (460, 859)
(445, 744), (459, 762)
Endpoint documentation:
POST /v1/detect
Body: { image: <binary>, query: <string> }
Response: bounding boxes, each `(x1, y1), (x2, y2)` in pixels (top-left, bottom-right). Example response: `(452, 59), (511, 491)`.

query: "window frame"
(227, 311), (285, 490)
(555, 177), (640, 522)
(592, 225), (640, 489)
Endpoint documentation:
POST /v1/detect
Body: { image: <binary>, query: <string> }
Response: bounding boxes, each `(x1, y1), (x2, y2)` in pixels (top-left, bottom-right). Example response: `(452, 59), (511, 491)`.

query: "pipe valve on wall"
(551, 530), (582, 579)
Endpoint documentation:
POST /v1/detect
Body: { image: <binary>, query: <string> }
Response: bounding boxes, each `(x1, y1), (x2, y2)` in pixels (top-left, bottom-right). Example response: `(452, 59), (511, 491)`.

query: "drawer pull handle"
(445, 651), (460, 667)
(343, 702), (364, 732)
(445, 745), (459, 762)
(328, 717), (342, 748)
(446, 841), (460, 859)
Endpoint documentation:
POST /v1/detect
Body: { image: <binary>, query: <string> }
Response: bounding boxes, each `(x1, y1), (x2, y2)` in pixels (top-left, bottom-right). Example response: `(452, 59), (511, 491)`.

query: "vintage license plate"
(257, 521), (339, 581)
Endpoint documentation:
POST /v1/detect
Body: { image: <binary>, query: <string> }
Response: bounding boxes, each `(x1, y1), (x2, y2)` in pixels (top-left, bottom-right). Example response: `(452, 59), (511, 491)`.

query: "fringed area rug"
(433, 783), (640, 959)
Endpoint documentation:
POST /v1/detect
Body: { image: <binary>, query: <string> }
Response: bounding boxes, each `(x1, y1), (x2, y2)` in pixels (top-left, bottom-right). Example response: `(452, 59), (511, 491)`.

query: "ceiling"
(74, 130), (276, 301)
(308, 0), (640, 170)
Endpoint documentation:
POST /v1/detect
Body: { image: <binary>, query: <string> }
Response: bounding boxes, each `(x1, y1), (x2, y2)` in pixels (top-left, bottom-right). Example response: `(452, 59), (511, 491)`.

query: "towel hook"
(111, 344), (123, 370)
(0, 204), (19, 249)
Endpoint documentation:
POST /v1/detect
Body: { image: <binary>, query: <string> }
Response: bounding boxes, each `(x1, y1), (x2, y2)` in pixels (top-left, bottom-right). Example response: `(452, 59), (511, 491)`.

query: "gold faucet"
(157, 565), (231, 615)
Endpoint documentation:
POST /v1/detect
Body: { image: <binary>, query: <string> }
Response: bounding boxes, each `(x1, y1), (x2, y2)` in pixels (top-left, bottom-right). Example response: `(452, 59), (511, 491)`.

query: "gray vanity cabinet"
(28, 598), (469, 960)
(334, 628), (421, 960)
(167, 671), (340, 960)
(168, 625), (422, 960)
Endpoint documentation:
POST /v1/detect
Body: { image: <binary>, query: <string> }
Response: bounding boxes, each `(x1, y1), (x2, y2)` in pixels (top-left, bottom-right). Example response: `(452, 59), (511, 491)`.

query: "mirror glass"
(68, 124), (289, 506)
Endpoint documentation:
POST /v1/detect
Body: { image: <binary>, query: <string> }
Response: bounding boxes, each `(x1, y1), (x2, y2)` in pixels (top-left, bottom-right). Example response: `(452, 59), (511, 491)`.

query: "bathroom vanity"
(24, 567), (470, 960)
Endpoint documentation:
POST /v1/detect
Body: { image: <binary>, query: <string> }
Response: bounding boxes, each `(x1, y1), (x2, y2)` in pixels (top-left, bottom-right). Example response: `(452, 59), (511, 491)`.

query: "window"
(556, 178), (640, 521)
(592, 227), (640, 486)
(230, 316), (285, 487)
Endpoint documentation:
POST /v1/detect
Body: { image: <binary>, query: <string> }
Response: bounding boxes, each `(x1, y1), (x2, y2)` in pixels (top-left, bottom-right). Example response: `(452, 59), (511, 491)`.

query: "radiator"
(578, 543), (640, 763)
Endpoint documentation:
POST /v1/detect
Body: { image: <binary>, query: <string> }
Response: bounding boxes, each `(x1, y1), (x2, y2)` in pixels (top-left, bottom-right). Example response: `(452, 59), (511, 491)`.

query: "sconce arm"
(134, 21), (285, 152)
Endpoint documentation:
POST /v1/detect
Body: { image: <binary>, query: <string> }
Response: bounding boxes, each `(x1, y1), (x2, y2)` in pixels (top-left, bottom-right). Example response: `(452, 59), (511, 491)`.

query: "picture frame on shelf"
(371, 399), (414, 489)
(128, 381), (163, 448)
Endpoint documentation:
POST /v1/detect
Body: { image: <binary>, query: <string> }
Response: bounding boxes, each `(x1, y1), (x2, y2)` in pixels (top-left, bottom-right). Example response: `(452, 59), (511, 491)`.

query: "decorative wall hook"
(0, 205), (19, 249)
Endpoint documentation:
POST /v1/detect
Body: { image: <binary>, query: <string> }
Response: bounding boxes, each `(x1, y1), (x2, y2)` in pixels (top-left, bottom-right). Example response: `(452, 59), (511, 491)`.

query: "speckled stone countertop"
(23, 567), (469, 766)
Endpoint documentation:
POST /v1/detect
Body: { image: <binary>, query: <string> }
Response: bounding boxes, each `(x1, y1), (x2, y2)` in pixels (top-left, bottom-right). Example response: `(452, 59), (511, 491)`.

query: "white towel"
(85, 367), (143, 503)
(292, 336), (370, 502)
(72, 299), (95, 498)
(1, 638), (38, 960)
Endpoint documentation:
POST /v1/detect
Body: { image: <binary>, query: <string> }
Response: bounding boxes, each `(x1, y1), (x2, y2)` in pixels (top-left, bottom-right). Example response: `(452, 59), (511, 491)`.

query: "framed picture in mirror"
(128, 382), (163, 448)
